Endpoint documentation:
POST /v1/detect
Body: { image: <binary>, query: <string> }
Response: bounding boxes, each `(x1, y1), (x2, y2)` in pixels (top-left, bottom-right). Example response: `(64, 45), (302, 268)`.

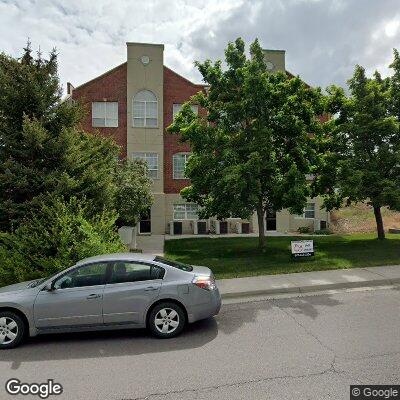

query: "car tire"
(148, 302), (186, 339)
(0, 312), (25, 349)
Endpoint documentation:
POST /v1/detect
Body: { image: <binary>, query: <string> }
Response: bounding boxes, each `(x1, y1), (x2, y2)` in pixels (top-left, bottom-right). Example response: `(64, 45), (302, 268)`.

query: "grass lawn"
(164, 233), (400, 279)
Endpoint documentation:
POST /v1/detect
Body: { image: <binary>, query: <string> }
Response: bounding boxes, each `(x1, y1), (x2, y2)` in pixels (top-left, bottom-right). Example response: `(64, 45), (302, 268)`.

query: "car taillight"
(193, 275), (217, 291)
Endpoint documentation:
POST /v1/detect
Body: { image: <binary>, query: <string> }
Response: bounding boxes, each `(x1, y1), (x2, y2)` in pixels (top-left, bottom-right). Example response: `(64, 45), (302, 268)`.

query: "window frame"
(294, 202), (316, 219)
(173, 203), (199, 220)
(172, 152), (190, 179)
(132, 90), (158, 128)
(51, 262), (110, 290)
(92, 101), (118, 128)
(132, 152), (159, 180)
(172, 103), (199, 120)
(108, 261), (165, 285)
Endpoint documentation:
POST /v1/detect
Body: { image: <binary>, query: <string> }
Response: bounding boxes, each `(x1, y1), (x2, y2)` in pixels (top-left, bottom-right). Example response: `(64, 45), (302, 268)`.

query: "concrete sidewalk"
(217, 265), (400, 299)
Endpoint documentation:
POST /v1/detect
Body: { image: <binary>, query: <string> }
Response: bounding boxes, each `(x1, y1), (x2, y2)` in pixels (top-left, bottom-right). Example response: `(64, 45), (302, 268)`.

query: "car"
(0, 253), (221, 349)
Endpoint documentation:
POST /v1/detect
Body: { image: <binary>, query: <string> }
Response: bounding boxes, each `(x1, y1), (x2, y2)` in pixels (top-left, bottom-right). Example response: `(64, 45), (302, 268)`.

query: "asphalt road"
(1, 287), (400, 400)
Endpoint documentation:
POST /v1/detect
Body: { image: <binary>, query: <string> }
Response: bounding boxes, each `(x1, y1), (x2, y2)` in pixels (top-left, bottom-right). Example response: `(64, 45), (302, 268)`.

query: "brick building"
(69, 42), (329, 235)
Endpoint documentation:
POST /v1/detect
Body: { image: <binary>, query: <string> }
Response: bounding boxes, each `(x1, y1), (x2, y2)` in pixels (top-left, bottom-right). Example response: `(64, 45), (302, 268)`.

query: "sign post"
(291, 240), (314, 259)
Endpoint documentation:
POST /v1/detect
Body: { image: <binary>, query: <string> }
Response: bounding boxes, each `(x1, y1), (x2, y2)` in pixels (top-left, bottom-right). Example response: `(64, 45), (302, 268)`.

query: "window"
(173, 104), (198, 119)
(173, 203), (199, 220)
(295, 203), (316, 219)
(304, 203), (316, 219)
(133, 90), (158, 127)
(132, 152), (159, 179)
(173, 153), (190, 179)
(155, 256), (193, 272)
(92, 102), (118, 127)
(110, 262), (164, 284)
(53, 263), (108, 289)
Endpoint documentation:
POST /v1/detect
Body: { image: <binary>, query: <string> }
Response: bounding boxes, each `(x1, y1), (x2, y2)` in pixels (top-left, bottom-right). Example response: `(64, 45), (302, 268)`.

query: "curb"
(220, 277), (400, 299)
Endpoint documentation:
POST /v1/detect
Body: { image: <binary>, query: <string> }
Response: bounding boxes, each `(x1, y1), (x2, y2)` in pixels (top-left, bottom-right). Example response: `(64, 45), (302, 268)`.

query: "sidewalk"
(217, 265), (400, 299)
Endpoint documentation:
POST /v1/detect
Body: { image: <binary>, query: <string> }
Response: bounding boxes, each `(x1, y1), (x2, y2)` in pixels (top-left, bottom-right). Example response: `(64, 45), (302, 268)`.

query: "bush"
(314, 229), (333, 235)
(297, 226), (311, 234)
(0, 197), (125, 287)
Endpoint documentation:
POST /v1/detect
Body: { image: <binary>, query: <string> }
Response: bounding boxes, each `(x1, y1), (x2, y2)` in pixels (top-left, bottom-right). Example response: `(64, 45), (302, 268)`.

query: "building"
(69, 42), (329, 236)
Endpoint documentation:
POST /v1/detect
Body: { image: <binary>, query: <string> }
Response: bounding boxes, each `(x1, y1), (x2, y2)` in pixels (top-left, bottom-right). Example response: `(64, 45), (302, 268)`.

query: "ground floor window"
(173, 204), (199, 220)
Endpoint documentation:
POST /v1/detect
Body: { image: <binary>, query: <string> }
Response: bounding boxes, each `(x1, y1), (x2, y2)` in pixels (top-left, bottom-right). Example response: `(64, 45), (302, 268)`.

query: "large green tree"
(168, 38), (324, 248)
(315, 50), (400, 239)
(0, 44), (154, 231)
(0, 44), (119, 230)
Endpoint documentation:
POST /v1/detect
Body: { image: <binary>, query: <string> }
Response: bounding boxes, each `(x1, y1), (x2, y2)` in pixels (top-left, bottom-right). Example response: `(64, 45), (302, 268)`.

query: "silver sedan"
(0, 253), (221, 349)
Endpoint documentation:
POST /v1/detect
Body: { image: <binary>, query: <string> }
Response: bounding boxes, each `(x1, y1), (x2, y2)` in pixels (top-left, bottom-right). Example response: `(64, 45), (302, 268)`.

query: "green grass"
(164, 233), (400, 279)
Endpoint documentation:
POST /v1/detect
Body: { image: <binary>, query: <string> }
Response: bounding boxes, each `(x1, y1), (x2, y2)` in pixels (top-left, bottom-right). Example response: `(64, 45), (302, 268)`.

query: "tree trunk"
(373, 206), (385, 240)
(256, 205), (266, 249)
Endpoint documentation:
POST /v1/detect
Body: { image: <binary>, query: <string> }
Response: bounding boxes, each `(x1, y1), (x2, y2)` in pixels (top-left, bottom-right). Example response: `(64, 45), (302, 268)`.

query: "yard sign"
(291, 240), (314, 258)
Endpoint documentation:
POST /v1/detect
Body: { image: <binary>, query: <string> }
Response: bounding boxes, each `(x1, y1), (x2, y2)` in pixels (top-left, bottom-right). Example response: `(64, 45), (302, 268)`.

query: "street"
(1, 287), (399, 400)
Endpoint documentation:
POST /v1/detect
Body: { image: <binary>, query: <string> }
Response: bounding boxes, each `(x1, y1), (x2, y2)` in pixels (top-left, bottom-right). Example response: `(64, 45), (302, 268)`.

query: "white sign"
(291, 240), (314, 258)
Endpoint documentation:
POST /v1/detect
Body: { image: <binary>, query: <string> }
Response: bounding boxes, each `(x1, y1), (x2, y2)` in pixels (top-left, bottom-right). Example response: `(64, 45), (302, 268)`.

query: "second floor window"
(132, 152), (159, 179)
(173, 104), (198, 119)
(173, 153), (190, 179)
(133, 90), (158, 127)
(92, 102), (118, 127)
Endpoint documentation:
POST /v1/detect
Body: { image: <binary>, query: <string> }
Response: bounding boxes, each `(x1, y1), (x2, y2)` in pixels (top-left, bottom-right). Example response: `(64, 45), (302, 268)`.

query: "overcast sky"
(1, 0), (400, 93)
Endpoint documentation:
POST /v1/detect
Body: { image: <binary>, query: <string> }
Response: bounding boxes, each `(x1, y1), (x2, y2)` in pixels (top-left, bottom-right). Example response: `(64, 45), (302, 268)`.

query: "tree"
(0, 44), (119, 230)
(0, 197), (125, 287)
(315, 50), (400, 240)
(114, 159), (153, 227)
(168, 38), (324, 248)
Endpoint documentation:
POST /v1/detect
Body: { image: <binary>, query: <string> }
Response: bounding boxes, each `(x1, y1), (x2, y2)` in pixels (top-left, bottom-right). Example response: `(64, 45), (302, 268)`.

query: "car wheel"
(148, 302), (186, 338)
(0, 312), (25, 349)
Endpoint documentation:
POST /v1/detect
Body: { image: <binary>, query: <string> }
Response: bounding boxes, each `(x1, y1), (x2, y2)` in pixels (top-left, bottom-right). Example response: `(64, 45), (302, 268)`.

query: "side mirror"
(44, 282), (55, 292)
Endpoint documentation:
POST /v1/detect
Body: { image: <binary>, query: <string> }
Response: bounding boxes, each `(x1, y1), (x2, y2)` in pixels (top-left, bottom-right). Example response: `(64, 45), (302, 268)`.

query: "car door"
(102, 261), (164, 325)
(34, 262), (109, 329)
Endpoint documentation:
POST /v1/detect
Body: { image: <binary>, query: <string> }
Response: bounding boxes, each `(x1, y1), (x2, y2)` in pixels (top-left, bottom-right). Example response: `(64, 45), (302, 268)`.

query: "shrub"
(297, 226), (311, 234)
(314, 229), (333, 235)
(0, 197), (125, 287)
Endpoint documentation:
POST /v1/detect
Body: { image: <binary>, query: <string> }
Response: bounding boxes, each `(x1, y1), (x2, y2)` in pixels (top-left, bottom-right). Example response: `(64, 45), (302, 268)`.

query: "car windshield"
(155, 256), (193, 272)
(28, 270), (63, 288)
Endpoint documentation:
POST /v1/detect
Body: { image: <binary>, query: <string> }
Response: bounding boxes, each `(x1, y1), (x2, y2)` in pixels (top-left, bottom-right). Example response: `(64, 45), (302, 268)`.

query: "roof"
(77, 253), (157, 265)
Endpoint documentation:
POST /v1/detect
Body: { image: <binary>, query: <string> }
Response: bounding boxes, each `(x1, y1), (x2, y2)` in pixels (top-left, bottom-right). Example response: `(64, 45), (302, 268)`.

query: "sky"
(1, 0), (400, 93)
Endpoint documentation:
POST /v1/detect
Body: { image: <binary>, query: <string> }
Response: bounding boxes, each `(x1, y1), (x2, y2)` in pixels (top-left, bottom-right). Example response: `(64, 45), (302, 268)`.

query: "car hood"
(0, 280), (38, 294)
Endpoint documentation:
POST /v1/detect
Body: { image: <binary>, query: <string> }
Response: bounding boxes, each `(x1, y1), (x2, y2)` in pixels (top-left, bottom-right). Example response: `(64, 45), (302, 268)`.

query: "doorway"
(139, 209), (151, 234)
(266, 209), (277, 231)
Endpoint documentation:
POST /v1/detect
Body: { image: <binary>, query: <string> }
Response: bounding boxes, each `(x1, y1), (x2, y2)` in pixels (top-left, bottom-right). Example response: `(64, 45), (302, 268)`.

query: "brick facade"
(163, 66), (205, 194)
(72, 63), (128, 158)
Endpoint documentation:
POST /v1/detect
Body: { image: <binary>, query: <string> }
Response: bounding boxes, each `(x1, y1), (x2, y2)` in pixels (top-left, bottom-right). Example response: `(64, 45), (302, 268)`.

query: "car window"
(154, 256), (193, 272)
(53, 262), (108, 289)
(110, 262), (164, 284)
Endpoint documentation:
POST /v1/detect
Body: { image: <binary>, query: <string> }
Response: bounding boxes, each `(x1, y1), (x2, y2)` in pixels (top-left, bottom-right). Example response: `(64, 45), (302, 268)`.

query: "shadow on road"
(3, 318), (219, 370)
(273, 293), (342, 319)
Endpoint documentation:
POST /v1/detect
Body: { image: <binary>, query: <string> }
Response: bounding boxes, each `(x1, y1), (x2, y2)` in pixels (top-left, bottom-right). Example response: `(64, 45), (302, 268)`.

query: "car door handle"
(86, 294), (101, 299)
(144, 286), (158, 291)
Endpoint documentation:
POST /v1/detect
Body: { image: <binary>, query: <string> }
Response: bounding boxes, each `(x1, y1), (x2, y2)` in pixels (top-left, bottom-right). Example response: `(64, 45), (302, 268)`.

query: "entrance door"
(266, 209), (277, 231)
(139, 209), (151, 234)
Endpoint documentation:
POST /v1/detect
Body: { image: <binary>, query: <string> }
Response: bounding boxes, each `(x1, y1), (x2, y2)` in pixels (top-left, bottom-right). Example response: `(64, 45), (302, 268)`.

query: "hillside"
(330, 203), (400, 234)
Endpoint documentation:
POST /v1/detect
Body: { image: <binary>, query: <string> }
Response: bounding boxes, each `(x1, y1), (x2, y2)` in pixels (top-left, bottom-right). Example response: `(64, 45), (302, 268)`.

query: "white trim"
(173, 152), (190, 179)
(132, 152), (159, 180)
(132, 90), (158, 128)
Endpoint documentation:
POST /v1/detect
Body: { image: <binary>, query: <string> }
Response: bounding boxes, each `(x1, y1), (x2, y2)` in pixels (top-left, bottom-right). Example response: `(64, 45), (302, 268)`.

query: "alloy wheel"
(154, 308), (180, 334)
(0, 317), (18, 345)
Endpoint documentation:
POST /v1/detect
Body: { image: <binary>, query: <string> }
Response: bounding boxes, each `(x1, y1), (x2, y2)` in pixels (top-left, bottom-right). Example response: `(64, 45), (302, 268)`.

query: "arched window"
(132, 90), (158, 127)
